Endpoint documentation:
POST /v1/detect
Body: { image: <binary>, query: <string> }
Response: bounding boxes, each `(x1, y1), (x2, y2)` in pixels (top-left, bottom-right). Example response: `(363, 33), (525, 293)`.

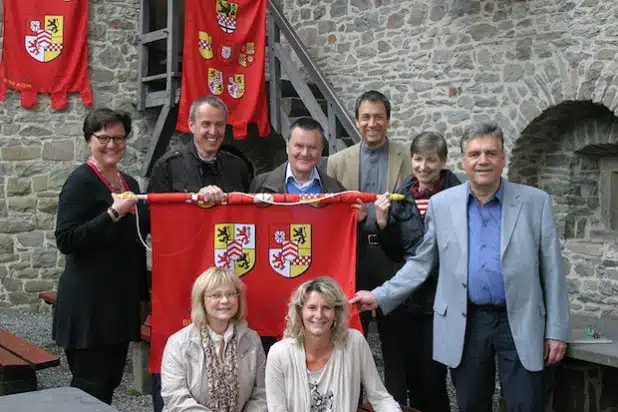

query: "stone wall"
(282, 0), (618, 167)
(281, 0), (618, 316)
(0, 0), (154, 310)
(509, 102), (618, 318)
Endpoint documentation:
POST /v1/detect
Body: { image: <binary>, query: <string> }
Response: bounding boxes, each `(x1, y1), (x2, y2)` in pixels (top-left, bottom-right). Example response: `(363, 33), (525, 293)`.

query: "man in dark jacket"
(250, 117), (344, 194)
(147, 95), (253, 412)
(147, 95), (252, 196)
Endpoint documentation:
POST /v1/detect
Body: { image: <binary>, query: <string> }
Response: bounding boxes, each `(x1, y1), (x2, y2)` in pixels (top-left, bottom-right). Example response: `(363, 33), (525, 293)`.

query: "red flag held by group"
(148, 202), (360, 373)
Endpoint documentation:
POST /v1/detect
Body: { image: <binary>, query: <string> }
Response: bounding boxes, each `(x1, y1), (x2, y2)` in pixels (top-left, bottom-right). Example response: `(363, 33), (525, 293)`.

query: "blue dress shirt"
(467, 180), (506, 305)
(285, 163), (322, 194)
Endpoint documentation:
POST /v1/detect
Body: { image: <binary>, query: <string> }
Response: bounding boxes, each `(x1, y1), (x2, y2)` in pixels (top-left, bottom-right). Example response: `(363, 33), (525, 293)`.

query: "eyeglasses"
(92, 134), (127, 145)
(205, 291), (239, 301)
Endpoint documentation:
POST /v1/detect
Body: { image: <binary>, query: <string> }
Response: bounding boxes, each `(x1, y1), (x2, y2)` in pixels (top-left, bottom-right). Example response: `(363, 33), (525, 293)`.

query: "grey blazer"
(373, 180), (571, 372)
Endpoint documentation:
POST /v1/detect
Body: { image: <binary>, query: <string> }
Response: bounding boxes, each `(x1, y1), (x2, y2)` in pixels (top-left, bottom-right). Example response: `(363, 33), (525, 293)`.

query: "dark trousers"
(450, 307), (544, 412)
(152, 373), (163, 412)
(65, 343), (129, 405)
(362, 310), (450, 410)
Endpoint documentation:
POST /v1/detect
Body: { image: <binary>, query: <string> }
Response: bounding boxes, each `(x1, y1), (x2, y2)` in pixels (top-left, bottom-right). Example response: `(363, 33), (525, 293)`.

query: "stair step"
(142, 73), (180, 83)
(280, 96), (327, 118)
(278, 79), (324, 100)
(140, 29), (168, 45)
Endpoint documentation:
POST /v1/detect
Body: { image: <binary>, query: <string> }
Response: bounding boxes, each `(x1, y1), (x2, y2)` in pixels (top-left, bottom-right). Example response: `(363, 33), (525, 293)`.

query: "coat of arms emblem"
(227, 74), (245, 99)
(269, 224), (312, 278)
(208, 68), (224, 95)
(25, 15), (64, 62)
(239, 42), (255, 68)
(216, 0), (238, 34)
(198, 31), (213, 60)
(214, 223), (256, 276)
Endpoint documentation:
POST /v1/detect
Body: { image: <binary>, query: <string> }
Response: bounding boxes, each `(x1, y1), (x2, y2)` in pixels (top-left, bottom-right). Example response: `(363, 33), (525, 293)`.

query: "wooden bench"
(0, 328), (60, 395)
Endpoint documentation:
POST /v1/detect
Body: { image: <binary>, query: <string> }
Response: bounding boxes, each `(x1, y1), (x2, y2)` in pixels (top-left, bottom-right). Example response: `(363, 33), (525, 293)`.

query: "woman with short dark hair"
(53, 108), (147, 404)
(374, 131), (460, 411)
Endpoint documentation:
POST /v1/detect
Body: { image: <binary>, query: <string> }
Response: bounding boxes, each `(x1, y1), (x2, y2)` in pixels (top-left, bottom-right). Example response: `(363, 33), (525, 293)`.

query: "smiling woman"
(265, 277), (401, 412)
(53, 108), (148, 405)
(160, 267), (267, 412)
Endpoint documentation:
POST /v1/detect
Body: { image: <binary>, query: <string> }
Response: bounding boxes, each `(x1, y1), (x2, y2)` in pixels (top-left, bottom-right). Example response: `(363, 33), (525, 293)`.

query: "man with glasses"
(147, 95), (253, 412)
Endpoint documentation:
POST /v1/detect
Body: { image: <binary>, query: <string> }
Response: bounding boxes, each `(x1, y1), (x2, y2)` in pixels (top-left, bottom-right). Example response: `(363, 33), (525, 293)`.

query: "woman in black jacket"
(53, 108), (148, 404)
(375, 131), (461, 412)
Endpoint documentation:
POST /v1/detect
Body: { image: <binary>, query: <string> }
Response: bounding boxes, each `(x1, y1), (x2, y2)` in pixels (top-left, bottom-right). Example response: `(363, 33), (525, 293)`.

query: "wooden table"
(0, 387), (119, 411)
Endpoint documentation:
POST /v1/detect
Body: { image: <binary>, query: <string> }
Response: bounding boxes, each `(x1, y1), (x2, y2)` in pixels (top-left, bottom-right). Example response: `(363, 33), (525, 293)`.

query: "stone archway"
(507, 101), (618, 317)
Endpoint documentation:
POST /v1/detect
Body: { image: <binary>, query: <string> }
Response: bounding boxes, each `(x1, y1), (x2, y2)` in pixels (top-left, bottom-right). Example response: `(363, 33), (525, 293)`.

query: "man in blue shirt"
(351, 122), (571, 412)
(250, 117), (345, 195)
(249, 117), (346, 354)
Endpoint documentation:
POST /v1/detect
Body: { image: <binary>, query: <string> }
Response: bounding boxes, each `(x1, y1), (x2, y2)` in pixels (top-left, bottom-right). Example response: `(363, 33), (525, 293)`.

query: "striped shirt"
(415, 197), (430, 217)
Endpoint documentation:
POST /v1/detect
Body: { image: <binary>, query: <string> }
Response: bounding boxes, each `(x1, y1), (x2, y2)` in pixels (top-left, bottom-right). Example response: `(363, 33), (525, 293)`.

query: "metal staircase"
(137, 0), (183, 176)
(136, 0), (361, 177)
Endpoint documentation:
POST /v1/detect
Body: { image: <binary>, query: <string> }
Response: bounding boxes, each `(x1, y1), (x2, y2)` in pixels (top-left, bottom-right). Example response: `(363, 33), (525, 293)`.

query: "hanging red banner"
(148, 202), (360, 373)
(0, 0), (92, 109)
(176, 0), (271, 139)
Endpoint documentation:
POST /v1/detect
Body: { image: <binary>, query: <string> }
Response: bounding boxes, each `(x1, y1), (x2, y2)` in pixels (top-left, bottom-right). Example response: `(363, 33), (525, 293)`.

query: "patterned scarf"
(200, 325), (239, 412)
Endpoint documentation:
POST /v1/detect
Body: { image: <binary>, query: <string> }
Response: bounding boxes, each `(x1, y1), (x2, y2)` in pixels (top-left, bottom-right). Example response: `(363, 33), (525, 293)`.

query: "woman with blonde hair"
(265, 276), (401, 412)
(161, 267), (267, 412)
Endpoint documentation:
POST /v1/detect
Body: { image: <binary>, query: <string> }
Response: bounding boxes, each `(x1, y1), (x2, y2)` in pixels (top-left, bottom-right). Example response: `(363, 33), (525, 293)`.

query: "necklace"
(87, 159), (126, 193)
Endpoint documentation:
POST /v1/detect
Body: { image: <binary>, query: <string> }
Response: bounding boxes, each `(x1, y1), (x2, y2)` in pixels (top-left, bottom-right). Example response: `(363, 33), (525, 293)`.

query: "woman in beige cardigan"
(265, 276), (401, 412)
(161, 267), (267, 412)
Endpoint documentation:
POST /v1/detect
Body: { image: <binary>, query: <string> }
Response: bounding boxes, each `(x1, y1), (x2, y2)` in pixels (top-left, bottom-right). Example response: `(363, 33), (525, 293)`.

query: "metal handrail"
(267, 0), (361, 150)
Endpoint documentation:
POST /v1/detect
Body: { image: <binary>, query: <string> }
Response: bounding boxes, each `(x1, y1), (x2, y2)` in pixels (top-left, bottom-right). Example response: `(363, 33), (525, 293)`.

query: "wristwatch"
(108, 207), (121, 222)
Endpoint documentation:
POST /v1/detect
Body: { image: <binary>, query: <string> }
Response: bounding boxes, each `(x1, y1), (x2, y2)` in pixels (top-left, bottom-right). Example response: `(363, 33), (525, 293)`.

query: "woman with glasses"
(373, 131), (461, 411)
(161, 267), (267, 412)
(53, 108), (147, 404)
(265, 276), (401, 412)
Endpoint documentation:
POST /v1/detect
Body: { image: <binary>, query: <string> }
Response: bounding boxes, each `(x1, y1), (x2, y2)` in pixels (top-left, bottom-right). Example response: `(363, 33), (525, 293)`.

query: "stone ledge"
(568, 314), (618, 367)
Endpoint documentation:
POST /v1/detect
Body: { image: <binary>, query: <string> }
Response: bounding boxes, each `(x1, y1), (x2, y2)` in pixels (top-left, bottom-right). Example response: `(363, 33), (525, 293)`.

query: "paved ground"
(0, 311), (502, 411)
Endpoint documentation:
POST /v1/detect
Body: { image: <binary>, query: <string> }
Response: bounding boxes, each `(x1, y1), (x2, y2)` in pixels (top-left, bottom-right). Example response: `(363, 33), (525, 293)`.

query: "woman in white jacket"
(161, 267), (267, 412)
(265, 276), (401, 412)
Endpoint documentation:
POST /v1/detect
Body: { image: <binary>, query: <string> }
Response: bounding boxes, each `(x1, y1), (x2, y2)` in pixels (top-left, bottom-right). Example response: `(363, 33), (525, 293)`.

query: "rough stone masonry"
(1, 0), (618, 316)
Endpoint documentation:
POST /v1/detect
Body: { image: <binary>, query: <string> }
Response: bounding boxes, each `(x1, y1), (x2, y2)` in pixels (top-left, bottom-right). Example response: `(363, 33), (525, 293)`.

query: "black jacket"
(249, 162), (345, 194)
(53, 164), (148, 348)
(147, 142), (252, 194)
(377, 169), (461, 314)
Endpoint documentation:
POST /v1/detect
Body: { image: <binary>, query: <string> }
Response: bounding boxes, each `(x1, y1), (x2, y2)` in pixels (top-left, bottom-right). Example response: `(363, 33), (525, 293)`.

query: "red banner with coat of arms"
(148, 201), (359, 373)
(176, 0), (270, 139)
(0, 0), (92, 109)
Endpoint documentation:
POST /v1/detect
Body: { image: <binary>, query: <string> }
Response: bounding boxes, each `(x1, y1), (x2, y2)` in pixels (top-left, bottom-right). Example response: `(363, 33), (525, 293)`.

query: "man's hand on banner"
(349, 290), (379, 312)
(198, 185), (225, 203)
(375, 193), (391, 229)
(352, 198), (368, 222)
